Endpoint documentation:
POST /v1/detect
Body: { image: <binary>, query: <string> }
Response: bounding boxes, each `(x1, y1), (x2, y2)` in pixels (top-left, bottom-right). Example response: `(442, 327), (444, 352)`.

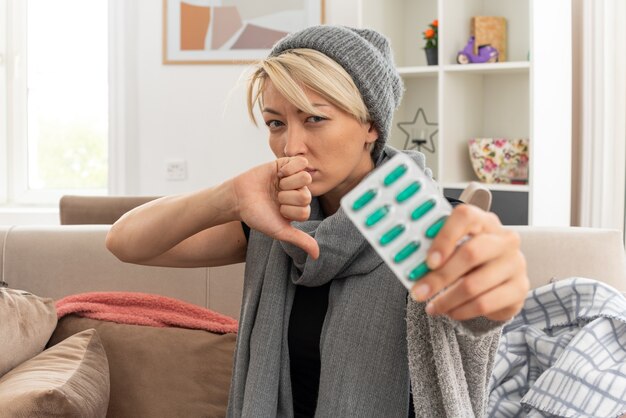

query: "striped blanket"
(487, 277), (626, 418)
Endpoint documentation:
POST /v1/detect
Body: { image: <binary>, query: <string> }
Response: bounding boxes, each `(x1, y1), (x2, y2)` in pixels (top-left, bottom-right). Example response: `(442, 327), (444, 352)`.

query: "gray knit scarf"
(227, 146), (503, 418)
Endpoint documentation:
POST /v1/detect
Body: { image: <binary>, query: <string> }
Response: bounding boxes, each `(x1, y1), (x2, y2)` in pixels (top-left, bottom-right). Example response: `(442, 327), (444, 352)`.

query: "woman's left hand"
(410, 204), (529, 322)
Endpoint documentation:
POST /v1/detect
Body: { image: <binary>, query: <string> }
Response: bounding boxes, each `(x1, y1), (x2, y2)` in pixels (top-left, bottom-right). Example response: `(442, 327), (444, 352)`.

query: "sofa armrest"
(510, 226), (626, 292)
(0, 225), (244, 318)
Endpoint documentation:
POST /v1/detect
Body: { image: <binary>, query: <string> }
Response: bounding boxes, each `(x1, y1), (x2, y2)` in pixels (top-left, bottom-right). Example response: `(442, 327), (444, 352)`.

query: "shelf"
(361, 0), (572, 225)
(397, 62), (530, 77)
(442, 182), (530, 193)
(397, 66), (439, 78)
(442, 62), (530, 75)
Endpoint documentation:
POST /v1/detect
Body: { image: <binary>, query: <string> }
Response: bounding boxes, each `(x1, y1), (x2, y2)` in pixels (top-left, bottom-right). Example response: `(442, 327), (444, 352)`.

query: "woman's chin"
(308, 183), (327, 198)
(309, 186), (322, 197)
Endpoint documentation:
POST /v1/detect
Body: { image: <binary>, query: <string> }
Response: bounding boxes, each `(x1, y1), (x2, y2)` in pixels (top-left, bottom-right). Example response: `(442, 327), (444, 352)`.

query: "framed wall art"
(163, 0), (325, 64)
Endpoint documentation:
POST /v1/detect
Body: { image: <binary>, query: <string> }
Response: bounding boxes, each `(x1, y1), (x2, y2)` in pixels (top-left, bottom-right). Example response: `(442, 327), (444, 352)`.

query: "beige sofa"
(2, 225), (625, 303)
(1, 224), (625, 417)
(0, 225), (245, 320)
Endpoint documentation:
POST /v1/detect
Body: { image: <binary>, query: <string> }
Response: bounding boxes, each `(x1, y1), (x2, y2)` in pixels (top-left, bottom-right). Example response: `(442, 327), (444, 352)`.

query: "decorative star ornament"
(397, 108), (437, 154)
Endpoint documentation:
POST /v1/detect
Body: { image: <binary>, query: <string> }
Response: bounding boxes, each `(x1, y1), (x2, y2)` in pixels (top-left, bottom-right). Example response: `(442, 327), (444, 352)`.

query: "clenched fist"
(232, 156), (320, 259)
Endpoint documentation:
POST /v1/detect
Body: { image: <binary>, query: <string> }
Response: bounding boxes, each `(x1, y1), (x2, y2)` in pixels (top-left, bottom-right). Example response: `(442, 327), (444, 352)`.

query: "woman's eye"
(265, 120), (283, 129)
(307, 116), (326, 123)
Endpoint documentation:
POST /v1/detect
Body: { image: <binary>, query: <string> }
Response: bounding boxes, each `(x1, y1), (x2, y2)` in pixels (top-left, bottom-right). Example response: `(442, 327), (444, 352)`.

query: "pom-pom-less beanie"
(270, 25), (404, 160)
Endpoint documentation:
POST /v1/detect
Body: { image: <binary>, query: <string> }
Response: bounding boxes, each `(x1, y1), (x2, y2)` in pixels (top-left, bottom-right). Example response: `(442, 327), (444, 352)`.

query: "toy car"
(456, 36), (498, 64)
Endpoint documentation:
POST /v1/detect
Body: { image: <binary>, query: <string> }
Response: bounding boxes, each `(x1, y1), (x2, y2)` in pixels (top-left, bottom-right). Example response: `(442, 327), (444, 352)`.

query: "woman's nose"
(283, 125), (307, 157)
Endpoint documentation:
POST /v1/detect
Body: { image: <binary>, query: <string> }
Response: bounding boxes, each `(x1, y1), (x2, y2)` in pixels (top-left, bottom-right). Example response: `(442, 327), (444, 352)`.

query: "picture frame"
(163, 0), (325, 65)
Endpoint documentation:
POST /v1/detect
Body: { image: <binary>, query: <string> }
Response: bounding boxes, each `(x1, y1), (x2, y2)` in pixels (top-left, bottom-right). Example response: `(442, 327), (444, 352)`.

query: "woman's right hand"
(232, 156), (320, 259)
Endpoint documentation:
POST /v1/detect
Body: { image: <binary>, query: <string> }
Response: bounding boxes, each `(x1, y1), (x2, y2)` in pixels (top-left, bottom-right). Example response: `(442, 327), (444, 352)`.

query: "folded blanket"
(487, 277), (626, 418)
(56, 292), (238, 334)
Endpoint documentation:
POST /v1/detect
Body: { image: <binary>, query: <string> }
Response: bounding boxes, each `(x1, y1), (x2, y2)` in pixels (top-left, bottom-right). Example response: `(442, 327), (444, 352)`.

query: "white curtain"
(572, 0), (626, 231)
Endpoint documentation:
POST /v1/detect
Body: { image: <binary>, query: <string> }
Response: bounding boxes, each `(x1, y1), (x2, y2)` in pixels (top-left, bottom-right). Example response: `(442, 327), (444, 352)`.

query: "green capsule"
(411, 199), (436, 221)
(380, 224), (406, 246)
(365, 205), (390, 228)
(396, 181), (421, 203)
(383, 164), (408, 186)
(408, 262), (430, 281)
(425, 216), (448, 239)
(394, 241), (421, 263)
(352, 188), (377, 211)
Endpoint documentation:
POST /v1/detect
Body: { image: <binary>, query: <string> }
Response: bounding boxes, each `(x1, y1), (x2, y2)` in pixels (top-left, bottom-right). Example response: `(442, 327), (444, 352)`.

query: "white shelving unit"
(359, 0), (572, 226)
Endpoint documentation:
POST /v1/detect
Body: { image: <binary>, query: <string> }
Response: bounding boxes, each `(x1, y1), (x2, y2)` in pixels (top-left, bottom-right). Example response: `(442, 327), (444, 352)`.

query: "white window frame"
(0, 0), (7, 204)
(108, 0), (132, 196)
(8, 0), (30, 204)
(3, 0), (115, 206)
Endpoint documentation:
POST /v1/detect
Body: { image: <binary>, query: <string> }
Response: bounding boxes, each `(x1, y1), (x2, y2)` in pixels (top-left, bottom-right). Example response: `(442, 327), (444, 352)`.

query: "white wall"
(124, 0), (358, 196)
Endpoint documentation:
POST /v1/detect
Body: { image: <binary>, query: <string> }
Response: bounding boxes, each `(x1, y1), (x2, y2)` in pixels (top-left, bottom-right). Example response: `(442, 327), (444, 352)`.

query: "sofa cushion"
(0, 328), (110, 417)
(0, 287), (57, 377)
(48, 315), (237, 418)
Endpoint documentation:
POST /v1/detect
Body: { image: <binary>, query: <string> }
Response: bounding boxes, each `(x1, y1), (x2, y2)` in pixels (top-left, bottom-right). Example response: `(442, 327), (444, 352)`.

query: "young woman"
(106, 25), (529, 417)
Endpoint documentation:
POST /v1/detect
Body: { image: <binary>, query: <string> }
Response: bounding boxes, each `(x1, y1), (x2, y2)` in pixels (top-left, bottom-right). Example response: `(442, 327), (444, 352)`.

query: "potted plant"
(423, 19), (438, 65)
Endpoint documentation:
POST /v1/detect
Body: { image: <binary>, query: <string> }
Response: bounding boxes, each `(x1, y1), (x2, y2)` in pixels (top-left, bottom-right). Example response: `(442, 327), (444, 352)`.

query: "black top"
(241, 222), (328, 416)
(240, 196), (461, 417)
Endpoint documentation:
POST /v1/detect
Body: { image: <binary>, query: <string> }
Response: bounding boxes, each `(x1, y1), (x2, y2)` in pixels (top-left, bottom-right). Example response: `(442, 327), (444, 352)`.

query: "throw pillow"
(0, 288), (57, 377)
(48, 315), (237, 418)
(0, 328), (110, 418)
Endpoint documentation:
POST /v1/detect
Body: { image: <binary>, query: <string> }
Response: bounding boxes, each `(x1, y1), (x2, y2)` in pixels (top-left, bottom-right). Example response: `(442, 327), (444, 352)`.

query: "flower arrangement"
(423, 19), (438, 49)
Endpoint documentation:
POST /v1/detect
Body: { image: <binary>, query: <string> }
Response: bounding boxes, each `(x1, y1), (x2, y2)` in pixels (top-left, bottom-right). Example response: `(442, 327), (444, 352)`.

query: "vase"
(425, 47), (438, 66)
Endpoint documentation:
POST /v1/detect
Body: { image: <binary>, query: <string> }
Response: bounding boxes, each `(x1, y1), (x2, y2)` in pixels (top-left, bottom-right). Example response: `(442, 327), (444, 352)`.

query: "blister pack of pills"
(340, 152), (451, 291)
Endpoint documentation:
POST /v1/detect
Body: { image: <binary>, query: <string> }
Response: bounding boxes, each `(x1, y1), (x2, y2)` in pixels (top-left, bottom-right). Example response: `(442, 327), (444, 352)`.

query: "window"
(2, 0), (109, 205)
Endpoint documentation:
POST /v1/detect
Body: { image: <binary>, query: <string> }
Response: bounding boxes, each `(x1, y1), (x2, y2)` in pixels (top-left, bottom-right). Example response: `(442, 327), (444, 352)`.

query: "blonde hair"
(246, 49), (370, 125)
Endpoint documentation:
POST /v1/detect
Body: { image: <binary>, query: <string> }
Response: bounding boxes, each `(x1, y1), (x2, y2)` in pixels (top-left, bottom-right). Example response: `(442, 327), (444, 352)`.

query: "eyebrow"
(262, 103), (330, 116)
